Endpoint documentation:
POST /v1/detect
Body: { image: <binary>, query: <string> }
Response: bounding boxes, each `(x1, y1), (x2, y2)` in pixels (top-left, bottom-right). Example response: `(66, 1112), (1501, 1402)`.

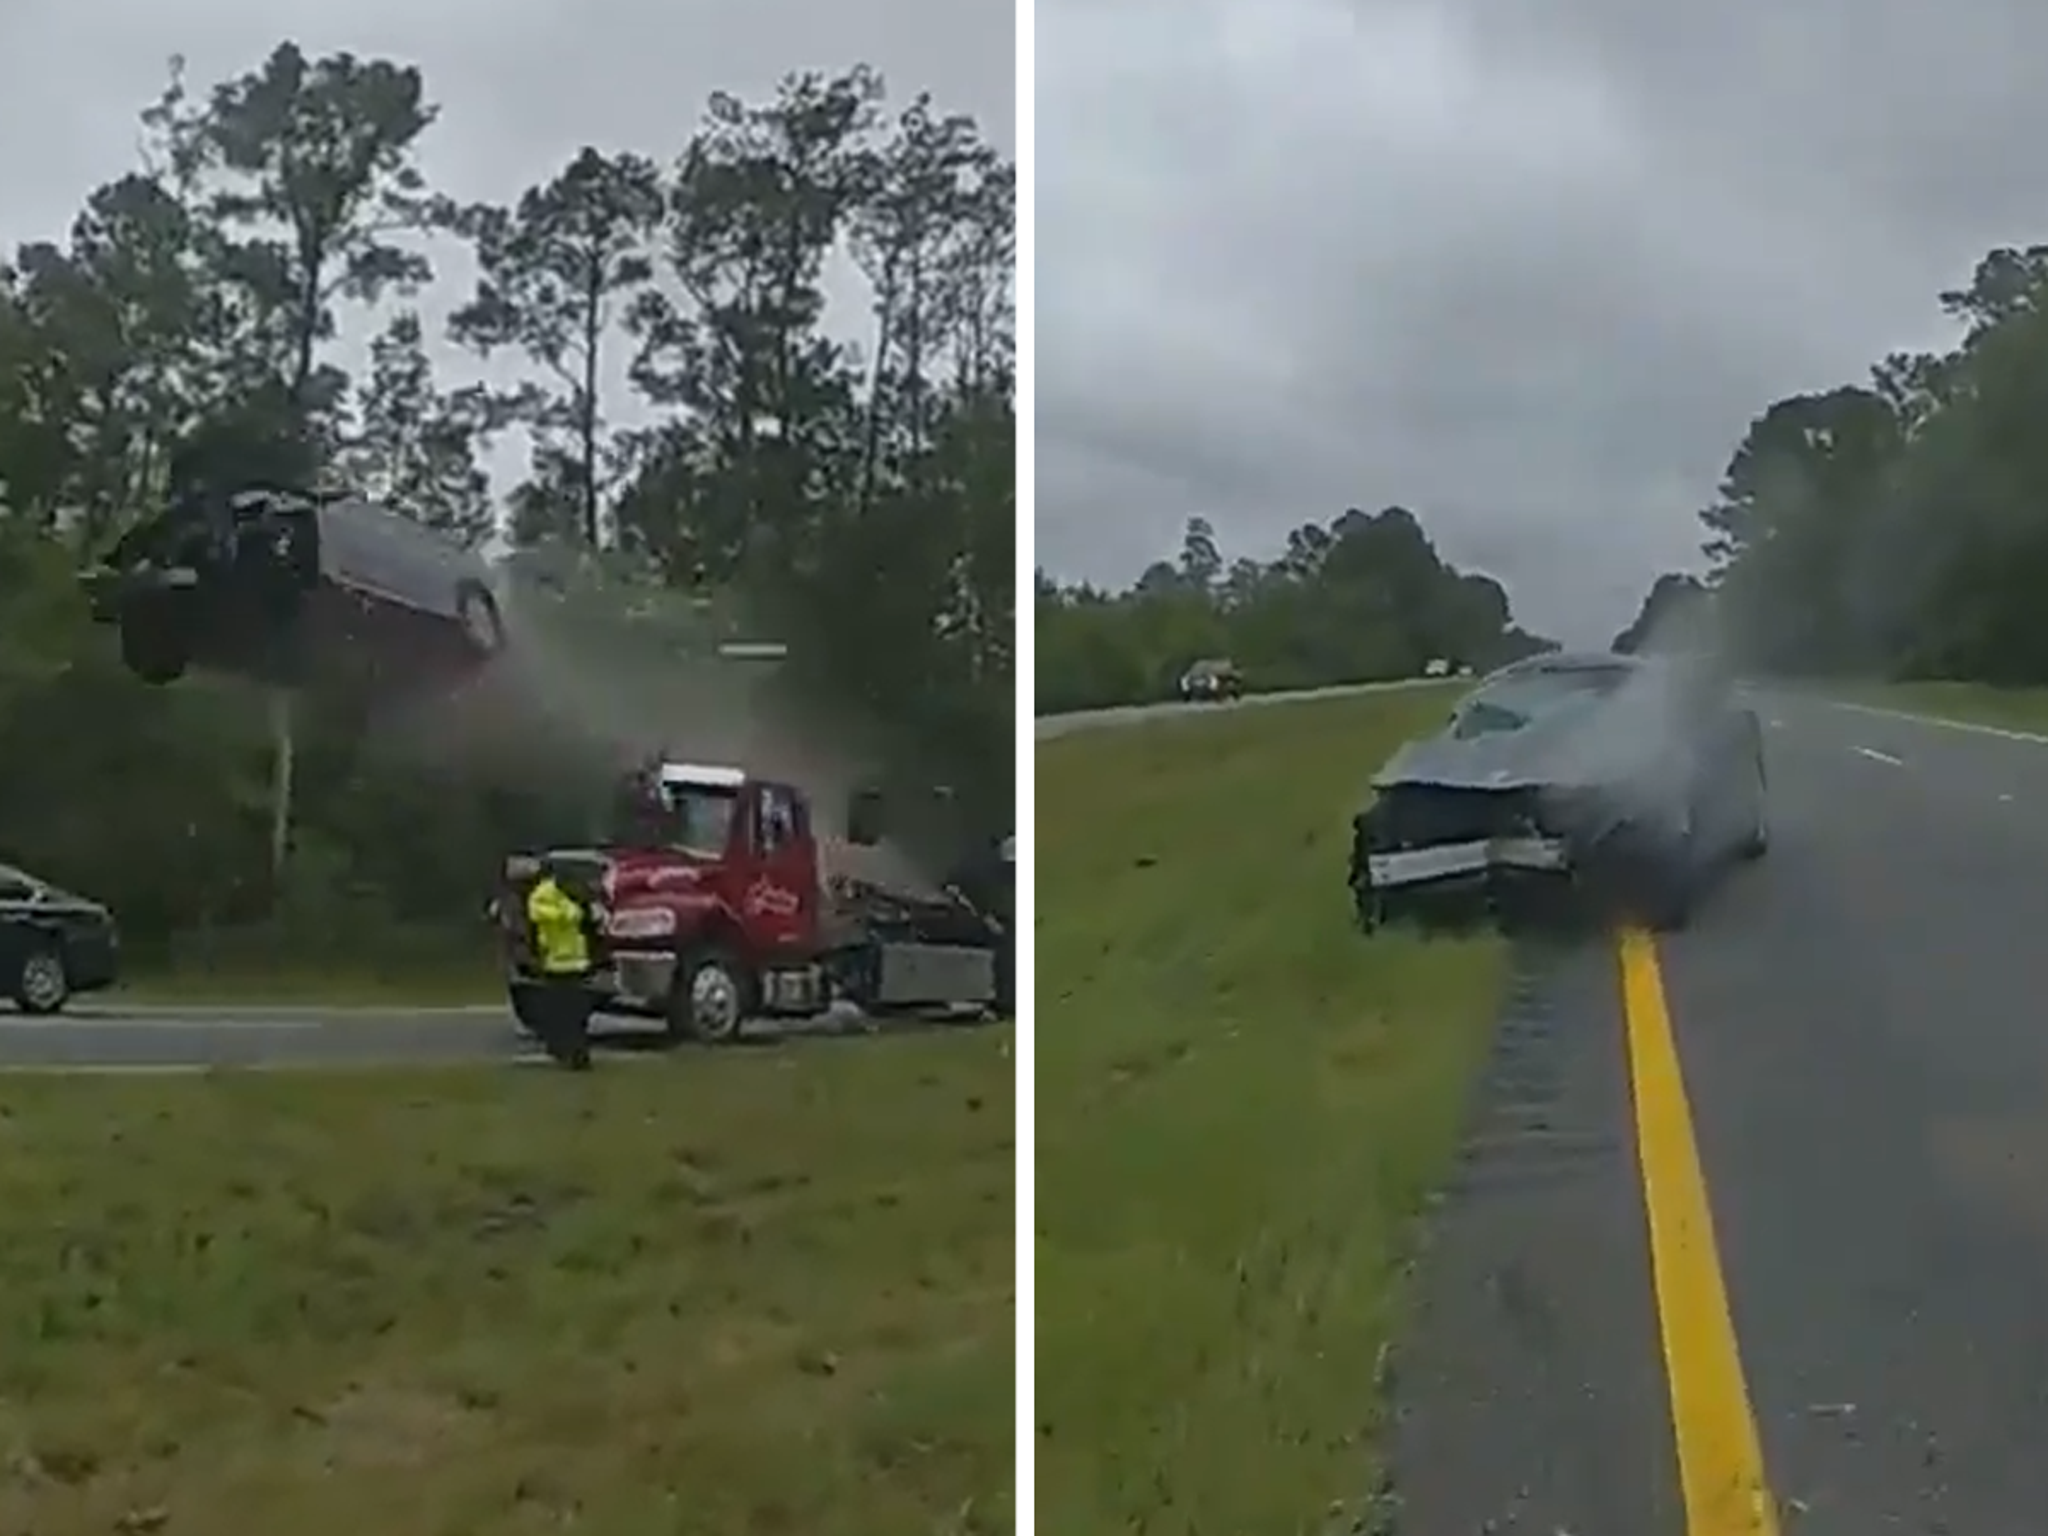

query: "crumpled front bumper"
(1361, 833), (1571, 889)
(1348, 785), (1683, 930)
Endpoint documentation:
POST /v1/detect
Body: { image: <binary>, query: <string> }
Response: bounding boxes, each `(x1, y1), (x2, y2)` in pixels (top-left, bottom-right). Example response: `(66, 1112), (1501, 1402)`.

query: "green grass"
(1036, 687), (1507, 1536)
(0, 1036), (1013, 1536)
(1830, 679), (2048, 734)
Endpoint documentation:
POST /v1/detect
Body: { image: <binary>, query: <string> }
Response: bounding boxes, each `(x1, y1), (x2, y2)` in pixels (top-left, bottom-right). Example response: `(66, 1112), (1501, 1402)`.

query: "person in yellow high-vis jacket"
(515, 858), (606, 1070)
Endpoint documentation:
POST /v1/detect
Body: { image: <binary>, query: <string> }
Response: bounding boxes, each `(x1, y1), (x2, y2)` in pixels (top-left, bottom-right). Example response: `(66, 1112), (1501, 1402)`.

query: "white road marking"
(0, 1064), (217, 1076)
(1037, 677), (1452, 739)
(0, 1015), (322, 1031)
(1826, 699), (2048, 745)
(0, 1058), (533, 1076)
(1855, 746), (1904, 766)
(73, 1003), (504, 1018)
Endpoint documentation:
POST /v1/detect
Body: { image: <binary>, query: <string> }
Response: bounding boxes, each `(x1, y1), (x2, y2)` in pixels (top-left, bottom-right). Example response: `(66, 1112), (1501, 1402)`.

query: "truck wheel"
(14, 944), (70, 1015)
(668, 949), (751, 1044)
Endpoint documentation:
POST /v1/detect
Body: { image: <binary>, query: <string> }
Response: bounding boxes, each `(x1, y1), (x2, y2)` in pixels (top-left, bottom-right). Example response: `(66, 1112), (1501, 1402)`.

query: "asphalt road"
(0, 998), (911, 1071)
(0, 1003), (529, 1071)
(1050, 682), (2048, 1534)
(1386, 689), (2048, 1535)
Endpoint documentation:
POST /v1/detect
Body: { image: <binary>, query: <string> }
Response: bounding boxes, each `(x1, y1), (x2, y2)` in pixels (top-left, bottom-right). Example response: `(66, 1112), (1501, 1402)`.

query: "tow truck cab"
(501, 760), (1003, 1041)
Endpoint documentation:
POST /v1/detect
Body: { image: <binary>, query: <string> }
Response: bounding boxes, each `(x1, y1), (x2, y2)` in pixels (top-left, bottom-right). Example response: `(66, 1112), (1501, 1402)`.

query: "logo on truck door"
(743, 879), (800, 918)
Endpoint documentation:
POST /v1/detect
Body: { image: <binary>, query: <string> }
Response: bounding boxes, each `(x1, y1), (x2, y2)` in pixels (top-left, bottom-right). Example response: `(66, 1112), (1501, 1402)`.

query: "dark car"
(1178, 657), (1244, 702)
(81, 486), (508, 690)
(1347, 650), (1768, 931)
(0, 863), (119, 1014)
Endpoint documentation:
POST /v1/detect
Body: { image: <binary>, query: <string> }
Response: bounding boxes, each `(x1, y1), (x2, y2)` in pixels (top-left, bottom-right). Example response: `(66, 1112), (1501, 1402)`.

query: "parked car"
(0, 863), (119, 1014)
(82, 485), (507, 690)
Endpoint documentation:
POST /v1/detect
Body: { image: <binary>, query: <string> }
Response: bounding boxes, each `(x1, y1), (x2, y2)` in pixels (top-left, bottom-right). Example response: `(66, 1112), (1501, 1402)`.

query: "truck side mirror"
(846, 787), (884, 847)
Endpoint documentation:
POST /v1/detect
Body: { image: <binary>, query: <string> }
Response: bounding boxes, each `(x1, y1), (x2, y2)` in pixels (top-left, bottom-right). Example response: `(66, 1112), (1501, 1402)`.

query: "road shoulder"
(1384, 938), (1682, 1535)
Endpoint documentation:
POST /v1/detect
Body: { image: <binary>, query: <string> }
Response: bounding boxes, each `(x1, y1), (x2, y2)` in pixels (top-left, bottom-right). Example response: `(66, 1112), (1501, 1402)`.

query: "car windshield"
(1453, 665), (1634, 737)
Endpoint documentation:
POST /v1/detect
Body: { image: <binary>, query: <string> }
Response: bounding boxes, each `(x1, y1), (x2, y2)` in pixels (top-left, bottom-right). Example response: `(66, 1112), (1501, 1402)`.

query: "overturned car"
(1347, 650), (1768, 932)
(81, 484), (506, 690)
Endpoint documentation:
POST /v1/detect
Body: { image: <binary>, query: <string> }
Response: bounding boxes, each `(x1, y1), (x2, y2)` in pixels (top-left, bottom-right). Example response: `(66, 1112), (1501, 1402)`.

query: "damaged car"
(1347, 649), (1768, 932)
(81, 484), (507, 690)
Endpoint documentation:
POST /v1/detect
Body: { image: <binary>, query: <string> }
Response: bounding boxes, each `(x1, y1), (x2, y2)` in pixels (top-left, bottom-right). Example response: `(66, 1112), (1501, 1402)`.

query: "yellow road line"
(1618, 927), (1780, 1535)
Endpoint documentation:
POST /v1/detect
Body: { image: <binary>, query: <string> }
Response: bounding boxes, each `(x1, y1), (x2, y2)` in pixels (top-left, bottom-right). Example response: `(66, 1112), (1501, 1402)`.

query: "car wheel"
(667, 949), (751, 1044)
(14, 944), (70, 1015)
(1640, 801), (1702, 934)
(456, 582), (506, 654)
(1737, 751), (1769, 861)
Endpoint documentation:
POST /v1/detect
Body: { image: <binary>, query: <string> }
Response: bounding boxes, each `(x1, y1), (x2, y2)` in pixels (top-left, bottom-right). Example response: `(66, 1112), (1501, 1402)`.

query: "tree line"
(1618, 243), (2048, 681)
(1036, 507), (1554, 714)
(0, 43), (1014, 972)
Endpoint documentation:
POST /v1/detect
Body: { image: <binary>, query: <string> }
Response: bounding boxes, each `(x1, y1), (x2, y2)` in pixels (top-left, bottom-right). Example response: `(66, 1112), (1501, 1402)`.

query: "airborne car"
(82, 486), (506, 689)
(1347, 650), (1768, 931)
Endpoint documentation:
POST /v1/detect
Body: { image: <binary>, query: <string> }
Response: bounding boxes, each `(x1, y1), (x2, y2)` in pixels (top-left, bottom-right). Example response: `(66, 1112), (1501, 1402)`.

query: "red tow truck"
(497, 756), (1011, 1042)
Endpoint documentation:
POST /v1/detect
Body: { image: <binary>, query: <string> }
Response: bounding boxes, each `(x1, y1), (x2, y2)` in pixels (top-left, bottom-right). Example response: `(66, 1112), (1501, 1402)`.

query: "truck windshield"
(607, 781), (739, 855)
(664, 786), (737, 856)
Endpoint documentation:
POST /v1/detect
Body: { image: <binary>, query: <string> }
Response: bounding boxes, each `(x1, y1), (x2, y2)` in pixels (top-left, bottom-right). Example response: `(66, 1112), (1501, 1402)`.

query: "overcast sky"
(1037, 0), (2048, 642)
(0, 0), (1011, 488)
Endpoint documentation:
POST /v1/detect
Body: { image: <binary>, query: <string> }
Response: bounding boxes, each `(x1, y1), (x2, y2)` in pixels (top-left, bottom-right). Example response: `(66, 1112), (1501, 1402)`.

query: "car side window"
(0, 875), (37, 904)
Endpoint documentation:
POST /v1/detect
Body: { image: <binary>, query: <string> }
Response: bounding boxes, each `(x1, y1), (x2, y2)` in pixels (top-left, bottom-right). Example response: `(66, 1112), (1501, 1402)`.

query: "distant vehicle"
(0, 863), (118, 1014)
(82, 486), (507, 689)
(1178, 657), (1244, 702)
(1424, 658), (1452, 678)
(1347, 649), (1767, 932)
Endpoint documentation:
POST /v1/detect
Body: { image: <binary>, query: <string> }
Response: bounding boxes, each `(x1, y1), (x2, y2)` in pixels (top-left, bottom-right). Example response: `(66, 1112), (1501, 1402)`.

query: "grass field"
(1833, 679), (2048, 734)
(1036, 688), (1508, 1536)
(0, 1036), (1013, 1536)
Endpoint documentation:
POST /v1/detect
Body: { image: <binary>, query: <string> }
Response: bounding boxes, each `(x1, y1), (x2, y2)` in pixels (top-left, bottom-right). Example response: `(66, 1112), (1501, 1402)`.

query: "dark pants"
(515, 976), (596, 1070)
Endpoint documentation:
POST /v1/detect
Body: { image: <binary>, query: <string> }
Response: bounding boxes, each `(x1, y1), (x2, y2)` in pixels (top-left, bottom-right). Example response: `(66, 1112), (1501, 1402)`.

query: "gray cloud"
(1036, 0), (2043, 641)
(0, 0), (1011, 483)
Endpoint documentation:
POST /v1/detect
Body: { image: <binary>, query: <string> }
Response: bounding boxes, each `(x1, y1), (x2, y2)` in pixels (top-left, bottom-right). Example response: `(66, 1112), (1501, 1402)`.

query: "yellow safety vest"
(525, 876), (592, 975)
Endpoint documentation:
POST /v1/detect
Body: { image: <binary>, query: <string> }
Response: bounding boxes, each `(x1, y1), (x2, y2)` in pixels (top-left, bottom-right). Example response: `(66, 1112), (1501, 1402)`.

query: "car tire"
(14, 943), (70, 1015)
(456, 582), (506, 654)
(1737, 751), (1769, 861)
(667, 948), (752, 1044)
(1642, 805), (1702, 933)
